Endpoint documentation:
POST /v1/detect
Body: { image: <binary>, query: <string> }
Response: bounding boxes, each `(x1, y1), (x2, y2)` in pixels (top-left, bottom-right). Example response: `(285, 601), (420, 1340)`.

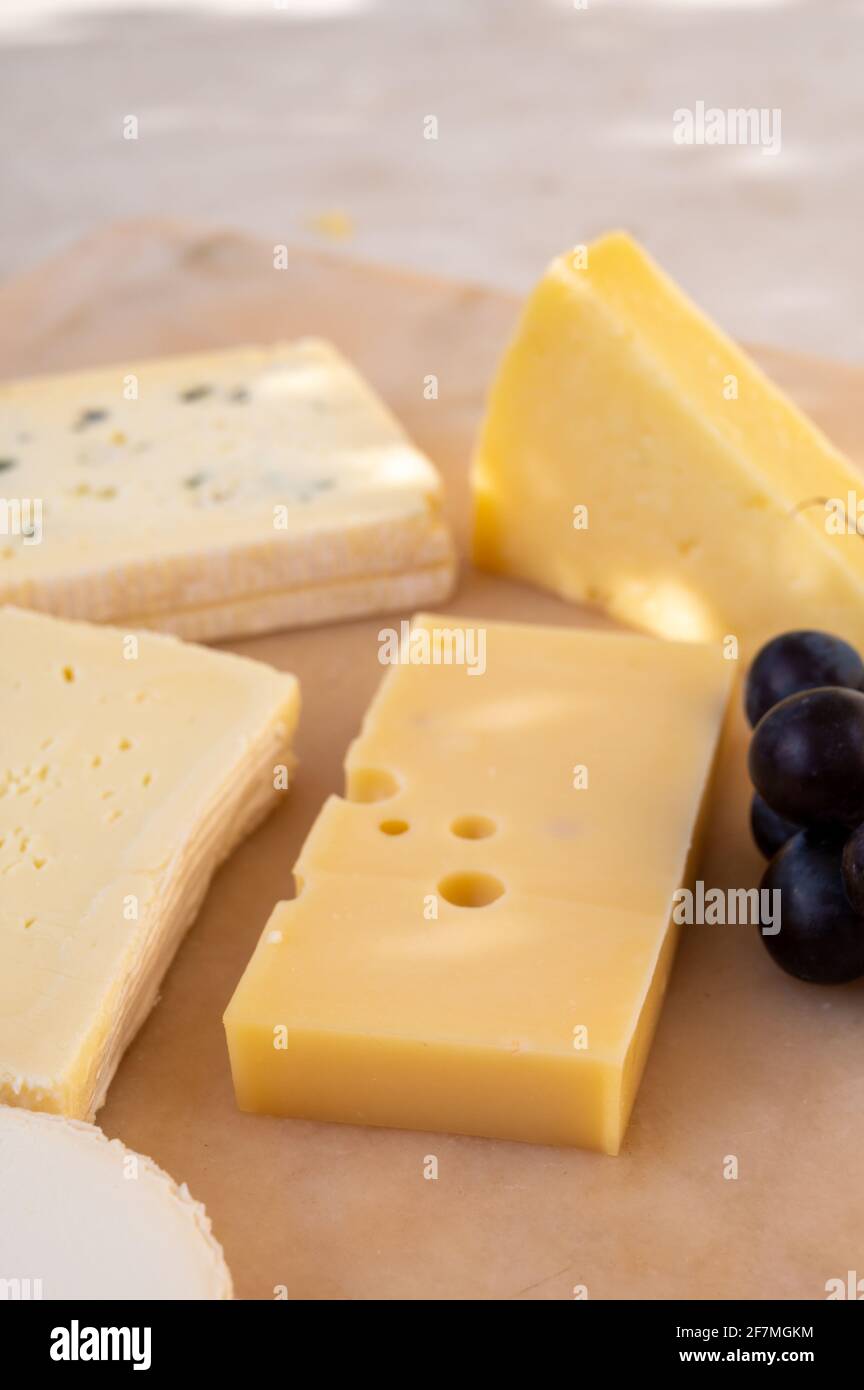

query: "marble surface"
(0, 0), (862, 360)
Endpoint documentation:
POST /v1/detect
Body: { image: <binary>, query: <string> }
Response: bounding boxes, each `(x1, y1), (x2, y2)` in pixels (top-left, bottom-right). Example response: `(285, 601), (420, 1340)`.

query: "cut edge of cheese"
(472, 232), (864, 654)
(0, 605), (300, 1121)
(120, 557), (456, 643)
(0, 1106), (233, 1300)
(613, 736), (719, 1148)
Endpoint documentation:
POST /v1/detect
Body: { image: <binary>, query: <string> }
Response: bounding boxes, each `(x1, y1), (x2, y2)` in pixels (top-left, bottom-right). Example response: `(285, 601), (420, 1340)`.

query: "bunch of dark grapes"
(746, 630), (864, 983)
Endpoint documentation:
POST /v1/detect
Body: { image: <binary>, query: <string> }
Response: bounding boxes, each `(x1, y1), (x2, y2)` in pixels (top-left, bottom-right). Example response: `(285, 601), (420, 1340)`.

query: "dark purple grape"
(745, 630), (864, 728)
(750, 792), (800, 859)
(760, 829), (864, 983)
(749, 687), (864, 827)
(842, 823), (864, 915)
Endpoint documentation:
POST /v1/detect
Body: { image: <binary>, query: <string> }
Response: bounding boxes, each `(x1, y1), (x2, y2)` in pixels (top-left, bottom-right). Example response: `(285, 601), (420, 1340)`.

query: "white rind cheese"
(0, 606), (300, 1120)
(0, 1106), (233, 1300)
(0, 339), (455, 641)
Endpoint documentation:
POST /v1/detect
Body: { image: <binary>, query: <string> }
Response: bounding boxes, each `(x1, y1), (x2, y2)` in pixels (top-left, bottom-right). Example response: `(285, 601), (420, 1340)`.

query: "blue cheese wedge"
(0, 606), (299, 1120)
(0, 1106), (233, 1300)
(0, 339), (455, 641)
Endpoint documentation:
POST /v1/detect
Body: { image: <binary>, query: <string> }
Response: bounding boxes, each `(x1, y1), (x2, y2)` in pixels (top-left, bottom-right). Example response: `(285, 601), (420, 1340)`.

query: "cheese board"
(2, 219), (863, 1300)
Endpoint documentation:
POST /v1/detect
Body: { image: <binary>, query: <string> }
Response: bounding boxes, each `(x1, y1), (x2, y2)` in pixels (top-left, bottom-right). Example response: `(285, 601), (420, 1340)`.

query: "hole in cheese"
(379, 819), (409, 836)
(450, 814), (496, 840)
(438, 871), (505, 909)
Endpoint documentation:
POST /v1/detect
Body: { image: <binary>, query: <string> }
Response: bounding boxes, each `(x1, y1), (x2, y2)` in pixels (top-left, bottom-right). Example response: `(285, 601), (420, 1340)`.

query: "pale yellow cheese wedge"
(473, 232), (864, 654)
(0, 1106), (232, 1300)
(0, 339), (455, 641)
(225, 614), (731, 1154)
(0, 606), (299, 1120)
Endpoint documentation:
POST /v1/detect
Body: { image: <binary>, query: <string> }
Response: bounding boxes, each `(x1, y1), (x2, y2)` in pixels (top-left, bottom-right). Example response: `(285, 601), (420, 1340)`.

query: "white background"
(1, 0), (862, 359)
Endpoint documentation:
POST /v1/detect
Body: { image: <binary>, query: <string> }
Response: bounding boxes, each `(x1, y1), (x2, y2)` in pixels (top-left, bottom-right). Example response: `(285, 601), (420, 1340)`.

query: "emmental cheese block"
(225, 614), (732, 1154)
(473, 232), (864, 656)
(0, 1106), (232, 1300)
(0, 606), (299, 1120)
(0, 339), (455, 642)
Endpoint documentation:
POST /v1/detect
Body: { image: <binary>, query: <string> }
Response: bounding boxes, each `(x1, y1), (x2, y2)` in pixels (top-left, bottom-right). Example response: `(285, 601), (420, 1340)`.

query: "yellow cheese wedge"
(225, 614), (731, 1154)
(0, 339), (455, 642)
(473, 232), (864, 654)
(0, 1106), (232, 1300)
(0, 606), (299, 1120)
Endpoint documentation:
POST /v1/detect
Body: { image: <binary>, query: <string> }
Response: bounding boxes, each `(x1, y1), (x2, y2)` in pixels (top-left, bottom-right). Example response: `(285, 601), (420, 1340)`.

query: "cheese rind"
(472, 232), (864, 654)
(0, 339), (455, 640)
(0, 1106), (232, 1300)
(0, 606), (299, 1120)
(119, 558), (455, 644)
(225, 614), (731, 1153)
